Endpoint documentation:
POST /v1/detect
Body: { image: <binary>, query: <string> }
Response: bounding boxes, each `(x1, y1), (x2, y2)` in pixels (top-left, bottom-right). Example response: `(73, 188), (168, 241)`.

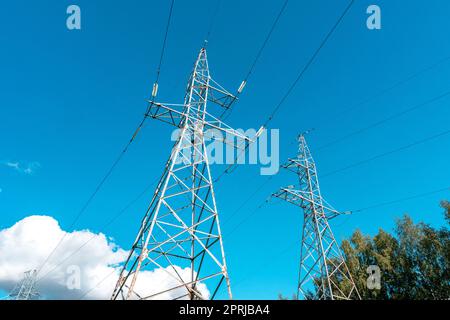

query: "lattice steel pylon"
(7, 270), (40, 300)
(111, 47), (255, 300)
(272, 134), (360, 300)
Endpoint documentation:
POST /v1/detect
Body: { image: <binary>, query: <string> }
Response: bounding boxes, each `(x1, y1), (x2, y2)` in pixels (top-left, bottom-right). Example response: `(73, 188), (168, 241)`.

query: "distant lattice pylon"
(111, 47), (257, 300)
(7, 270), (40, 300)
(272, 134), (361, 300)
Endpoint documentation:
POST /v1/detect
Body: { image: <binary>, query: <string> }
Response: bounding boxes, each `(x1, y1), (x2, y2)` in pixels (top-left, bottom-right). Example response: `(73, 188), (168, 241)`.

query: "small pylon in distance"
(272, 134), (361, 300)
(7, 270), (40, 300)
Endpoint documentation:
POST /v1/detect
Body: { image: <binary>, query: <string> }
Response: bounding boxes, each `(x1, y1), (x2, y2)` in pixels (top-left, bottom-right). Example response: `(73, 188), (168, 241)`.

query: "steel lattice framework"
(273, 135), (360, 300)
(7, 270), (39, 300)
(112, 47), (253, 300)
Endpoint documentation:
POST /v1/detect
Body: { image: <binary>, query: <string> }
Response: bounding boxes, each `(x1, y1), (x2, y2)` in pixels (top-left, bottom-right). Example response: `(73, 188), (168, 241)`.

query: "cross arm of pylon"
(207, 77), (240, 110)
(272, 187), (342, 219)
(282, 158), (308, 172)
(145, 100), (262, 144)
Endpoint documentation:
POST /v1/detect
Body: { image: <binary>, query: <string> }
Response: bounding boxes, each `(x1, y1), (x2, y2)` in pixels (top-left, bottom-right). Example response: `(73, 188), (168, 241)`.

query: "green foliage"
(279, 201), (450, 300)
(339, 201), (450, 300)
(441, 200), (450, 223)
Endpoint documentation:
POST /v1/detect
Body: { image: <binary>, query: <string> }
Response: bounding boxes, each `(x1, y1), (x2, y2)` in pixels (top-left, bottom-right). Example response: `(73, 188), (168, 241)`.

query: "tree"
(339, 201), (450, 300)
(441, 200), (450, 223)
(280, 201), (450, 300)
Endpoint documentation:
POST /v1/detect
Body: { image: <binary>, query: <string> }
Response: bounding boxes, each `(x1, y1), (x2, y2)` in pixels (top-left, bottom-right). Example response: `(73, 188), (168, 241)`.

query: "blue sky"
(1, 0), (449, 299)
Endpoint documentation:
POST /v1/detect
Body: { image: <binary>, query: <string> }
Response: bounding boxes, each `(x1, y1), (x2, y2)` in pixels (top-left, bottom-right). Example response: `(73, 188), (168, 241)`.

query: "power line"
(205, 0), (222, 43)
(221, 176), (285, 238)
(322, 53), (450, 127)
(39, 0), (283, 294)
(36, 116), (147, 276)
(60, 0), (353, 298)
(334, 187), (450, 228)
(37, 130), (177, 283)
(221, 176), (273, 226)
(78, 269), (117, 300)
(214, 117), (450, 295)
(321, 128), (450, 178)
(243, 0), (289, 83)
(224, 183), (450, 244)
(224, 200), (267, 238)
(215, 130), (449, 271)
(80, 221), (297, 299)
(230, 185), (450, 291)
(36, 0), (176, 277)
(216, 0), (354, 180)
(154, 0), (175, 86)
(220, 0), (289, 120)
(76, 8), (289, 290)
(262, 0), (354, 128)
(36, 176), (158, 283)
(316, 88), (450, 151)
(38, 128), (171, 283)
(232, 239), (300, 290)
(220, 126), (450, 241)
(231, 185), (450, 291)
(77, 182), (449, 299)
(352, 186), (450, 213)
(213, 0), (360, 230)
(230, 86), (450, 180)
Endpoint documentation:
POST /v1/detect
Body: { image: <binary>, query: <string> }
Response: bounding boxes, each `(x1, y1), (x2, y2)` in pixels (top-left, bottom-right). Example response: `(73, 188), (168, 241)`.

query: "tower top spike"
(298, 128), (315, 140)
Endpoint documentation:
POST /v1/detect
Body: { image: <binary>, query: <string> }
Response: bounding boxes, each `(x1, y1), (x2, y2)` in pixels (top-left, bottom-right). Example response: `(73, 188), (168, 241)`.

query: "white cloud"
(2, 161), (40, 175)
(0, 215), (209, 300)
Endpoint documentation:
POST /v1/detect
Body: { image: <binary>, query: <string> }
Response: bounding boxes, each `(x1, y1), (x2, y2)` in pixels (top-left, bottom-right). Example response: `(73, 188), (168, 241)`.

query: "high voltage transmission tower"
(272, 134), (360, 300)
(7, 270), (40, 300)
(111, 47), (257, 300)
